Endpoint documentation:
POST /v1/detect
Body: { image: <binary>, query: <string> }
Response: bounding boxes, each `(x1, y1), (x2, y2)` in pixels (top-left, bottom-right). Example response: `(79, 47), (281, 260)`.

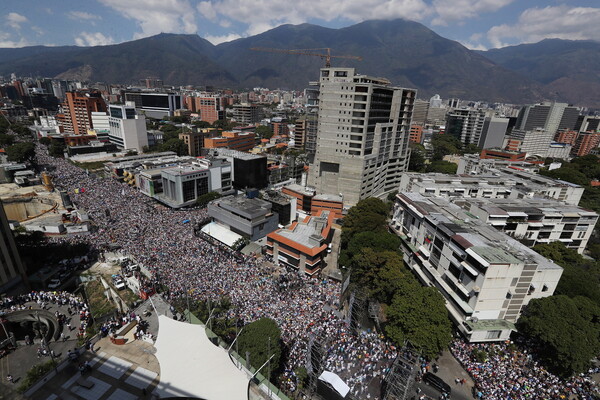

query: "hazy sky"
(1, 0), (599, 50)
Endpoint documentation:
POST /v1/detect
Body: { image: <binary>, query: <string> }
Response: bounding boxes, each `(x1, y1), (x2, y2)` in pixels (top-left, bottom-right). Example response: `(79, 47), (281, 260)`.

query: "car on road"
(423, 372), (451, 395)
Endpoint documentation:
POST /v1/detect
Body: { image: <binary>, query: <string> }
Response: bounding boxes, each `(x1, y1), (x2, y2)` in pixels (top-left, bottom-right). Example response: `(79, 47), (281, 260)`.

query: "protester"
(31, 145), (599, 398)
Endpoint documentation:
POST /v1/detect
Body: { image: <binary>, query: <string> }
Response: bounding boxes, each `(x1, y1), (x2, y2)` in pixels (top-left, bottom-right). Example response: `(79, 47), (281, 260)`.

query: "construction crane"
(250, 47), (362, 68)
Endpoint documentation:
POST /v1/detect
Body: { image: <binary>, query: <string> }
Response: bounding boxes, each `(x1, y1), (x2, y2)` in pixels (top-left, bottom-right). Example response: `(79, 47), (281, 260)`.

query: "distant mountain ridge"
(477, 39), (600, 107)
(0, 20), (598, 106)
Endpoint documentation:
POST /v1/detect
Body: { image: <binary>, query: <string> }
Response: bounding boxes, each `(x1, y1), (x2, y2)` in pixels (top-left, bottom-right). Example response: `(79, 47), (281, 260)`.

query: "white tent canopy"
(318, 370), (350, 398)
(154, 315), (248, 399)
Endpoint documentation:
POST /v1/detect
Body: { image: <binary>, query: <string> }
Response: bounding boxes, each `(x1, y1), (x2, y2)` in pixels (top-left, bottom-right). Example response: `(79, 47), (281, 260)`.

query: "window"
(485, 330), (502, 340)
(182, 180), (195, 202)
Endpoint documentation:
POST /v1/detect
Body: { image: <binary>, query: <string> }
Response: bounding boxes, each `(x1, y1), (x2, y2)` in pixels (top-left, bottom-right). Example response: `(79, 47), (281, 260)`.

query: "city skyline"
(0, 0), (599, 50)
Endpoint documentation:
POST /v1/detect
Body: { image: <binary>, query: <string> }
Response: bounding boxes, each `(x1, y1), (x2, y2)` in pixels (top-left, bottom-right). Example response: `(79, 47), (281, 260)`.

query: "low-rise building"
(311, 194), (343, 218)
(207, 196), (279, 240)
(391, 192), (563, 342)
(209, 149), (268, 190)
(204, 131), (255, 152)
(266, 210), (335, 275)
(146, 158), (232, 208)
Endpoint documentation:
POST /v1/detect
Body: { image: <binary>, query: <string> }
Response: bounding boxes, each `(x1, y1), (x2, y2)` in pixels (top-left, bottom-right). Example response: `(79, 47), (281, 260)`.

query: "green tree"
(408, 143), (426, 172)
(159, 138), (188, 156)
(539, 167), (590, 186)
(212, 119), (235, 131)
(6, 142), (35, 162)
(426, 160), (458, 174)
(237, 318), (282, 379)
(0, 133), (14, 146)
(255, 125), (274, 139)
(196, 191), (222, 208)
(38, 137), (51, 146)
(170, 115), (190, 124)
(532, 242), (600, 304)
(517, 295), (600, 376)
(193, 121), (211, 129)
(385, 282), (452, 359)
(431, 134), (462, 161)
(339, 230), (400, 268)
(49, 141), (66, 157)
(349, 248), (406, 304)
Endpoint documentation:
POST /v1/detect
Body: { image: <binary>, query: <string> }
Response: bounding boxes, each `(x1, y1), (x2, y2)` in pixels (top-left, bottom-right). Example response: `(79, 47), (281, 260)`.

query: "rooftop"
(397, 192), (562, 271)
(210, 148), (264, 160)
(276, 211), (331, 249)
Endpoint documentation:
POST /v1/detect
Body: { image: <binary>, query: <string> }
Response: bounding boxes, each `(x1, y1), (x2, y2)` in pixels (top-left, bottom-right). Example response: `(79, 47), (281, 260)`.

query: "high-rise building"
(479, 116), (509, 149)
(232, 103), (260, 125)
(308, 67), (415, 206)
(57, 90), (107, 135)
(573, 132), (600, 157)
(446, 109), (487, 146)
(575, 115), (600, 133)
(124, 91), (182, 119)
(515, 102), (579, 136)
(107, 102), (148, 152)
(0, 201), (27, 292)
(185, 96), (225, 124)
(411, 100), (429, 126)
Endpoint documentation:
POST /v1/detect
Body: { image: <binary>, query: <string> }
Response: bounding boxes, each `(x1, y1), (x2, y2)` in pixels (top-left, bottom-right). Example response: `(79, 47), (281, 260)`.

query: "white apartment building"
(467, 197), (598, 254)
(108, 102), (149, 152)
(392, 192), (563, 342)
(308, 68), (416, 206)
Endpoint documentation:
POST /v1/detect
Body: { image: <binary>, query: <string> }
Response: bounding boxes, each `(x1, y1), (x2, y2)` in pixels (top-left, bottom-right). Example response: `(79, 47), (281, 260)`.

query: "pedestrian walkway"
(28, 337), (160, 400)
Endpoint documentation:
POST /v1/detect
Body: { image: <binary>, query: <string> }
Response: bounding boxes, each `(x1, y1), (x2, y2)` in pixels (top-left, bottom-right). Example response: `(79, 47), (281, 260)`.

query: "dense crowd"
(451, 339), (600, 399)
(33, 145), (600, 398)
(35, 145), (397, 397)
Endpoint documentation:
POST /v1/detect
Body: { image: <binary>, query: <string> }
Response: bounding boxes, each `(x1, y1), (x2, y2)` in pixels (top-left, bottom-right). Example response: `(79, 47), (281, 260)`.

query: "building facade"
(0, 200), (27, 292)
(266, 210), (334, 275)
(57, 90), (107, 135)
(124, 91), (182, 119)
(468, 197), (598, 254)
(107, 103), (148, 152)
(308, 67), (415, 206)
(207, 196), (279, 240)
(446, 109), (487, 146)
(392, 192), (563, 342)
(232, 103), (260, 125)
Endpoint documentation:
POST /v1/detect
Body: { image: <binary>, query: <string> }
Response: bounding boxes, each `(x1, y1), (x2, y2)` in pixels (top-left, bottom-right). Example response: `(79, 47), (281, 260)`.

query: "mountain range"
(0, 19), (599, 107)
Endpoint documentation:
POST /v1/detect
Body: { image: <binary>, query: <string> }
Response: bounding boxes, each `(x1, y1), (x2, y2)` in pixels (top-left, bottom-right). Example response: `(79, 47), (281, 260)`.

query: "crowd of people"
(450, 339), (600, 399)
(33, 145), (600, 398)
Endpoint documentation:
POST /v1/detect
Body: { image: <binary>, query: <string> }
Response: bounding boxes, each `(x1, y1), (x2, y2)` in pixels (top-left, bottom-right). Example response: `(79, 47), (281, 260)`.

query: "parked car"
(423, 372), (451, 395)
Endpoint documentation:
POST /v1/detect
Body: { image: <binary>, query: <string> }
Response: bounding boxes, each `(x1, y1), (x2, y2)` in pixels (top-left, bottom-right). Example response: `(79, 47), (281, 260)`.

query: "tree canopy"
(255, 125), (274, 140)
(196, 191), (222, 208)
(517, 295), (600, 377)
(158, 138), (188, 156)
(385, 282), (453, 359)
(340, 198), (452, 359)
(6, 142), (35, 163)
(426, 160), (458, 174)
(237, 318), (282, 378)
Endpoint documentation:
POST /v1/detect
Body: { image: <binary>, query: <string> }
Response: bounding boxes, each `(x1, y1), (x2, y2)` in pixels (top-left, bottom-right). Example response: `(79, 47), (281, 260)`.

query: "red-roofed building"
(266, 210), (335, 275)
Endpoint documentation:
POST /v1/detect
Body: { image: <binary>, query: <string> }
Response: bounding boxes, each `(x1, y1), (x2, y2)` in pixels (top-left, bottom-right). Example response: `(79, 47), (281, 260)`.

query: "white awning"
(319, 371), (350, 398)
(465, 248), (490, 267)
(507, 211), (528, 217)
(461, 261), (479, 277)
(418, 245), (431, 258)
(154, 315), (248, 399)
(528, 222), (544, 227)
(490, 221), (506, 226)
